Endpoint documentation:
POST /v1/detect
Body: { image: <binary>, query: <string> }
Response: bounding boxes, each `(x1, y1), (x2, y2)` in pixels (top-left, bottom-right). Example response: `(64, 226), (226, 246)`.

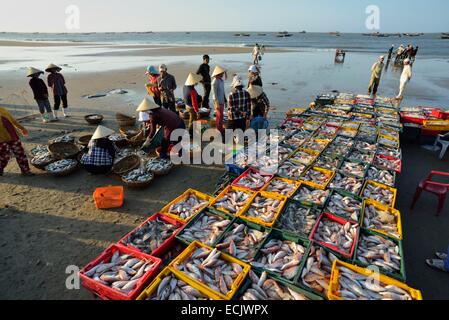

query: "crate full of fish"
(283, 131), (312, 149)
(377, 145), (402, 160)
(251, 230), (310, 285)
(161, 189), (213, 223)
(347, 149), (376, 165)
(210, 185), (255, 217)
(378, 134), (400, 149)
(367, 165), (397, 187)
(310, 212), (360, 259)
(224, 151), (250, 175)
(293, 185), (330, 208)
(118, 213), (185, 257)
(170, 241), (251, 300)
(328, 260), (422, 300)
(329, 171), (364, 197)
(362, 199), (403, 240)
(362, 180), (397, 208)
(374, 154), (402, 174)
(353, 229), (406, 281)
(324, 189), (363, 223)
(79, 244), (162, 300)
(277, 160), (308, 181)
(289, 148), (320, 167)
(340, 159), (369, 179)
(301, 167), (335, 190)
(302, 138), (330, 153)
(274, 199), (320, 239)
(240, 191), (287, 228)
(262, 177), (301, 198)
(315, 153), (343, 171)
(232, 168), (274, 192)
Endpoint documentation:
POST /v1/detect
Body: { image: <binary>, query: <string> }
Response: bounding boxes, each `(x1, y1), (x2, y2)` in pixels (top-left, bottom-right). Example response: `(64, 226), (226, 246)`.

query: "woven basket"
(122, 174), (154, 189)
(78, 135), (93, 147)
(48, 142), (80, 160)
(84, 114), (104, 125)
(146, 159), (174, 176)
(31, 157), (56, 171)
(45, 160), (79, 177)
(116, 113), (136, 127)
(112, 155), (141, 176)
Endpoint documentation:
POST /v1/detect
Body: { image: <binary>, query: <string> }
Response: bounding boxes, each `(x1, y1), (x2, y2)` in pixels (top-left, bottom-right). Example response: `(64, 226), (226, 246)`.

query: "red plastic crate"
(374, 154), (402, 174)
(117, 213), (185, 257)
(232, 167), (274, 192)
(400, 115), (426, 125)
(430, 109), (444, 119)
(309, 212), (360, 259)
(282, 118), (305, 126)
(80, 244), (162, 300)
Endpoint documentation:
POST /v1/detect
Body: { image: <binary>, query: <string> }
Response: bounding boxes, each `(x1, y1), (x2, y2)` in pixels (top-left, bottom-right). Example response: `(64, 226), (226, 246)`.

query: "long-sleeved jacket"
(146, 108), (184, 140)
(212, 77), (226, 105)
(29, 77), (49, 100)
(0, 107), (26, 143)
(183, 86), (200, 113)
(47, 73), (68, 96)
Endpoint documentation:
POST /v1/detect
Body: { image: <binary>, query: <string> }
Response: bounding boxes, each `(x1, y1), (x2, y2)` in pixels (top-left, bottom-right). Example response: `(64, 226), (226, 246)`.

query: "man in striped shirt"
(227, 76), (251, 131)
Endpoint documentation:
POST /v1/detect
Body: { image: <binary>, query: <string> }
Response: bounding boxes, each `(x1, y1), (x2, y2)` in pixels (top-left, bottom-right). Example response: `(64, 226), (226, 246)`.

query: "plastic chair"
(411, 171), (449, 215)
(433, 132), (449, 160)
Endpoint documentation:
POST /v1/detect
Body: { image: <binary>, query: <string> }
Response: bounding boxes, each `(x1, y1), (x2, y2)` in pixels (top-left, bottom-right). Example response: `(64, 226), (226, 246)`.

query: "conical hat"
(212, 65), (227, 77)
(45, 63), (62, 72)
(185, 73), (203, 86)
(247, 85), (264, 99)
(26, 67), (44, 77)
(91, 125), (115, 140)
(136, 97), (160, 112)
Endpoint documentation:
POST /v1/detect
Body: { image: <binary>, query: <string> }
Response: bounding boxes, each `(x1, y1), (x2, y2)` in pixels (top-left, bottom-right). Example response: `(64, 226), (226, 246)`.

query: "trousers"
(54, 95), (68, 110)
(0, 140), (30, 174)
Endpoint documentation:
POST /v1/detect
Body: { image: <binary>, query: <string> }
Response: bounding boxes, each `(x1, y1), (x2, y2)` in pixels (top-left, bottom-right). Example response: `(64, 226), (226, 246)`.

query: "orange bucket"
(93, 186), (124, 209)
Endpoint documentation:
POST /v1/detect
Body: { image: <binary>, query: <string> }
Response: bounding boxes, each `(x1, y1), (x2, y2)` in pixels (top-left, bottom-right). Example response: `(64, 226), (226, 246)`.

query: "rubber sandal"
(426, 259), (449, 273)
(436, 252), (448, 260)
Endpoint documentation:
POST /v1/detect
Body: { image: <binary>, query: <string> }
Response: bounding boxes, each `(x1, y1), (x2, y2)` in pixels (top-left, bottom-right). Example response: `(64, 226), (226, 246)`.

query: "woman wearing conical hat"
(211, 65), (227, 134)
(80, 125), (117, 175)
(183, 72), (203, 134)
(247, 85), (270, 135)
(46, 63), (69, 119)
(27, 67), (55, 123)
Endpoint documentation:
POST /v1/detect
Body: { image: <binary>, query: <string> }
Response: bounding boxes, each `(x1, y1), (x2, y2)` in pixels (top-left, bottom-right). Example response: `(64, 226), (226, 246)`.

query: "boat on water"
(299, 30), (306, 34)
(258, 33), (267, 36)
(441, 33), (449, 37)
(277, 31), (294, 38)
(442, 35), (449, 40)
(403, 33), (424, 37)
(330, 32), (341, 36)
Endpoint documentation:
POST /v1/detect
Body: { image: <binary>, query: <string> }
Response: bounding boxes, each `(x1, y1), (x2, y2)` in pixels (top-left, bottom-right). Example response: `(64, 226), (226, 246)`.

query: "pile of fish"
(168, 192), (210, 221)
(290, 150), (317, 166)
(216, 223), (269, 261)
(284, 133), (310, 148)
(293, 187), (330, 207)
(356, 233), (401, 273)
(179, 212), (231, 246)
(109, 133), (125, 142)
(316, 154), (342, 171)
(325, 192), (362, 222)
(243, 195), (283, 224)
(51, 135), (75, 143)
(377, 147), (401, 159)
(30, 145), (49, 157)
(329, 172), (364, 195)
(234, 171), (271, 190)
(122, 168), (154, 183)
(277, 161), (307, 181)
(302, 168), (333, 187)
(146, 157), (173, 174)
(173, 247), (242, 296)
(313, 218), (358, 255)
(363, 183), (394, 207)
(241, 271), (311, 300)
(303, 123), (321, 131)
(31, 150), (55, 166)
(348, 150), (375, 164)
(253, 155), (280, 174)
(302, 139), (328, 152)
(379, 137), (399, 148)
(360, 125), (378, 134)
(213, 189), (252, 215)
(334, 266), (413, 300)
(233, 152), (250, 168)
(123, 217), (179, 254)
(357, 132), (378, 144)
(363, 204), (400, 239)
(45, 159), (77, 173)
(339, 128), (357, 138)
(367, 167), (395, 187)
(277, 146), (296, 161)
(326, 140), (353, 157)
(374, 155), (401, 172)
(83, 251), (157, 295)
(265, 178), (298, 197)
(275, 202), (318, 237)
(319, 126), (339, 136)
(340, 161), (367, 178)
(355, 141), (377, 152)
(146, 274), (210, 300)
(252, 239), (306, 280)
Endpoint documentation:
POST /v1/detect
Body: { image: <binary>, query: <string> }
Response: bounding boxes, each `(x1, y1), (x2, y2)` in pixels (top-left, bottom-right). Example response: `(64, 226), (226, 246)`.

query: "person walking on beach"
(227, 75), (251, 131)
(183, 73), (203, 134)
(396, 59), (413, 99)
(196, 55), (211, 109)
(0, 107), (33, 176)
(212, 66), (227, 134)
(248, 65), (263, 87)
(145, 65), (162, 107)
(247, 85), (270, 134)
(80, 125), (117, 175)
(157, 64), (177, 113)
(367, 56), (385, 97)
(46, 64), (69, 119)
(27, 67), (55, 123)
(426, 247), (449, 273)
(387, 45), (395, 61)
(395, 44), (405, 64)
(252, 44), (260, 65)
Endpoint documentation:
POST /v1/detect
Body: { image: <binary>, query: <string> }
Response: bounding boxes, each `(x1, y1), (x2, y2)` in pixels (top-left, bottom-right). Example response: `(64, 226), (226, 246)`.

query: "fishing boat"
(442, 35), (449, 40)
(258, 33), (267, 36)
(300, 30), (307, 34)
(403, 33), (423, 37)
(441, 33), (449, 37)
(330, 32), (341, 37)
(277, 31), (294, 38)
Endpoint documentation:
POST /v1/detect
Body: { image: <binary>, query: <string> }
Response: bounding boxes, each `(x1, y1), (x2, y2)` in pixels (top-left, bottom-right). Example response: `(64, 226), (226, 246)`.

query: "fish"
(147, 274), (209, 300)
(168, 192), (210, 220)
(243, 195), (284, 224)
(329, 172), (364, 195)
(31, 151), (55, 166)
(179, 211), (231, 246)
(293, 187), (330, 207)
(354, 141), (377, 152)
(275, 202), (318, 237)
(363, 204), (400, 239)
(302, 139), (329, 153)
(378, 137), (399, 148)
(340, 161), (368, 179)
(356, 233), (402, 273)
(277, 161), (307, 181)
(277, 146), (296, 161)
(377, 146), (401, 159)
(159, 243), (186, 268)
(45, 159), (78, 173)
(51, 135), (75, 143)
(145, 158), (173, 173)
(313, 218), (359, 255)
(265, 178), (298, 197)
(374, 155), (401, 172)
(348, 150), (375, 164)
(302, 168), (333, 187)
(109, 133), (126, 142)
(363, 183), (394, 207)
(367, 167), (396, 187)
(30, 145), (50, 157)
(301, 245), (338, 295)
(315, 154), (342, 171)
(341, 122), (359, 130)
(122, 168), (154, 183)
(359, 125), (378, 135)
(234, 171), (271, 190)
(326, 137), (354, 157)
(356, 132), (378, 144)
(213, 189), (252, 215)
(325, 192), (362, 222)
(290, 150), (317, 166)
(284, 132), (311, 148)
(338, 128), (358, 138)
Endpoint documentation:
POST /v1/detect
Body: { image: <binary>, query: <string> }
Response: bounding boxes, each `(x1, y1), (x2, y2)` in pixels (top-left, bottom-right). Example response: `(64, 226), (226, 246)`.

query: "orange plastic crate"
(93, 186), (124, 209)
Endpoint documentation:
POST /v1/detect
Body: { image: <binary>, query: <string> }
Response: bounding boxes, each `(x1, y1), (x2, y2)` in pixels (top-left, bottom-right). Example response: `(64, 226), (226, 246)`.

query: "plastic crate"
(423, 120), (449, 131)
(361, 180), (397, 208)
(93, 186), (124, 210)
(209, 185), (255, 217)
(170, 241), (250, 300)
(361, 199), (403, 240)
(240, 191), (288, 228)
(328, 260), (422, 300)
(224, 153), (248, 175)
(324, 189), (363, 224)
(117, 213), (184, 257)
(232, 167), (274, 192)
(289, 148), (320, 167)
(378, 134), (400, 149)
(273, 199), (319, 239)
(292, 184), (331, 208)
(160, 189), (213, 223)
(262, 177), (301, 198)
(374, 154), (402, 174)
(339, 159), (369, 179)
(300, 167), (336, 190)
(367, 165), (397, 188)
(80, 244), (162, 300)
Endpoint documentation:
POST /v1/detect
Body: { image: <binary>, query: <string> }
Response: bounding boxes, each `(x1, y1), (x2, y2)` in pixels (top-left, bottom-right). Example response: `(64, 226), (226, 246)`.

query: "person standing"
(80, 125), (117, 175)
(248, 65), (263, 87)
(387, 45), (395, 61)
(157, 64), (177, 113)
(252, 44), (260, 65)
(412, 46), (419, 61)
(247, 85), (270, 132)
(396, 59), (413, 99)
(196, 55), (211, 109)
(227, 76), (251, 131)
(368, 56), (385, 97)
(145, 65), (162, 106)
(212, 66), (227, 134)
(46, 63), (69, 119)
(0, 107), (33, 176)
(395, 44), (405, 64)
(27, 67), (55, 123)
(183, 73), (203, 134)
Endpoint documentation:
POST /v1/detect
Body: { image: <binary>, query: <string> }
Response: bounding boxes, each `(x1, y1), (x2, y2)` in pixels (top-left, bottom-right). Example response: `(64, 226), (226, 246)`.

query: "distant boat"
(277, 31), (293, 38)
(442, 35), (449, 40)
(299, 31), (307, 34)
(441, 33), (449, 36)
(403, 33), (423, 37)
(186, 32), (191, 34)
(234, 33), (241, 37)
(258, 33), (267, 36)
(330, 32), (341, 36)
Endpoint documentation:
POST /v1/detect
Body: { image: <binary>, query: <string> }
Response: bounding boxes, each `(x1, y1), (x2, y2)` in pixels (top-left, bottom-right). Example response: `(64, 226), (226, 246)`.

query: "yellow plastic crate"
(289, 148), (320, 166)
(136, 267), (223, 300)
(209, 185), (255, 217)
(161, 189), (213, 223)
(300, 167), (336, 190)
(328, 260), (422, 300)
(378, 134), (400, 148)
(361, 180), (397, 208)
(170, 241), (251, 300)
(362, 199), (403, 241)
(286, 108), (306, 117)
(239, 191), (288, 228)
(262, 177), (301, 198)
(423, 120), (449, 131)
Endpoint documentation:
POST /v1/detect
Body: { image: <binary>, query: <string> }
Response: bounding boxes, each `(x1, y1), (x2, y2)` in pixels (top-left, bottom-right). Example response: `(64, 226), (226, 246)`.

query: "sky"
(1, 0), (448, 33)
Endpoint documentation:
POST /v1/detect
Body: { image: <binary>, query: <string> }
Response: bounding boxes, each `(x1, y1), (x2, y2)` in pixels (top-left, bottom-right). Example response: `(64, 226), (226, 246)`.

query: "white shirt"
(400, 65), (413, 83)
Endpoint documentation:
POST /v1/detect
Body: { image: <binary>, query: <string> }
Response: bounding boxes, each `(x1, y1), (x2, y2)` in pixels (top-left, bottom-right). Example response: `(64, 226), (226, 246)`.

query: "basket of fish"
(45, 159), (79, 177)
(84, 114), (104, 125)
(325, 137), (354, 158)
(109, 133), (129, 149)
(340, 159), (368, 179)
(362, 180), (397, 208)
(210, 186), (254, 217)
(236, 270), (323, 300)
(310, 212), (360, 259)
(121, 168), (154, 189)
(301, 167), (335, 190)
(354, 141), (378, 153)
(48, 142), (80, 160)
(377, 146), (402, 160)
(328, 260), (422, 300)
(292, 185), (330, 208)
(303, 122), (322, 132)
(367, 166), (396, 187)
(354, 229), (405, 281)
(329, 171), (364, 196)
(118, 213), (184, 257)
(362, 199), (403, 240)
(276, 161), (307, 182)
(378, 134), (400, 149)
(215, 218), (271, 263)
(176, 209), (233, 247)
(162, 189), (213, 223)
(274, 200), (319, 239)
(315, 153), (343, 171)
(79, 244), (162, 300)
(374, 154), (402, 173)
(48, 134), (75, 144)
(289, 148), (319, 167)
(145, 157), (174, 176)
(302, 138), (331, 153)
(170, 241), (251, 300)
(324, 190), (363, 223)
(30, 148), (56, 170)
(347, 150), (375, 165)
(137, 267), (221, 300)
(341, 122), (360, 130)
(251, 230), (310, 285)
(263, 177), (301, 197)
(232, 168), (274, 192)
(113, 155), (141, 176)
(240, 191), (287, 228)
(283, 132), (311, 149)
(338, 128), (358, 139)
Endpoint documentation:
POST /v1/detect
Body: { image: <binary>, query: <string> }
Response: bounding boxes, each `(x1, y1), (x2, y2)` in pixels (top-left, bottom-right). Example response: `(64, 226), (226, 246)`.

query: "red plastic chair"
(411, 171), (449, 215)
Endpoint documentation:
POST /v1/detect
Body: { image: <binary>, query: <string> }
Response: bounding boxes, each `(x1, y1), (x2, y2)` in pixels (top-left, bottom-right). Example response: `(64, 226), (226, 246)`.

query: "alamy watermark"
(65, 5), (81, 30)
(365, 5), (380, 31)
